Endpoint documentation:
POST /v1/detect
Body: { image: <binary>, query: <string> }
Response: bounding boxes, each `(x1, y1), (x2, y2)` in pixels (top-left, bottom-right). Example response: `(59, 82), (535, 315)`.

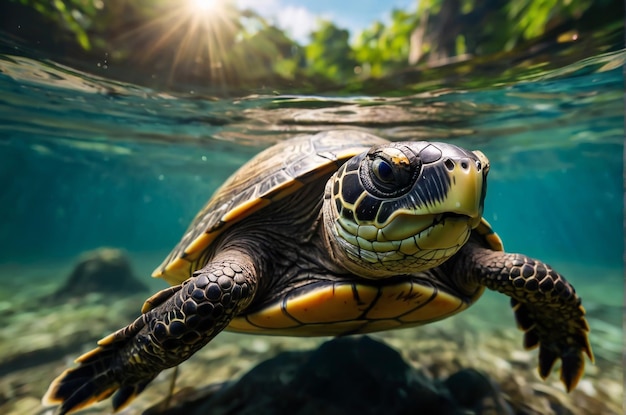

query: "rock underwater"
(144, 335), (512, 415)
(48, 247), (147, 300)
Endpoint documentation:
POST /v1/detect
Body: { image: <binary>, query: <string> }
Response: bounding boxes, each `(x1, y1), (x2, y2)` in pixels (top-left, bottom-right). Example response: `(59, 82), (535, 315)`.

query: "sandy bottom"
(0, 254), (621, 415)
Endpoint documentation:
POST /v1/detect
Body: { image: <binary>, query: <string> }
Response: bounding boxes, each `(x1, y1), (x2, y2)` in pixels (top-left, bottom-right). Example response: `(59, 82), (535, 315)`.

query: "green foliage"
(230, 22), (304, 81)
(305, 20), (357, 83)
(353, 9), (420, 77)
(13, 0), (102, 49)
(507, 0), (595, 41)
(5, 0), (621, 89)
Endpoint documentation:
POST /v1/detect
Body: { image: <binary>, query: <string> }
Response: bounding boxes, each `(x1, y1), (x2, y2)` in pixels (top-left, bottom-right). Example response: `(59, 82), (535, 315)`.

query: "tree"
(353, 9), (421, 77)
(305, 20), (358, 83)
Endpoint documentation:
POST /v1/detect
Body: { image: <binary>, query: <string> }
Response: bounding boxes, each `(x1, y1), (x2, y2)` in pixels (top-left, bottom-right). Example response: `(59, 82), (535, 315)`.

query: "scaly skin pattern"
(43, 254), (256, 415)
(444, 238), (593, 391)
(42, 135), (593, 414)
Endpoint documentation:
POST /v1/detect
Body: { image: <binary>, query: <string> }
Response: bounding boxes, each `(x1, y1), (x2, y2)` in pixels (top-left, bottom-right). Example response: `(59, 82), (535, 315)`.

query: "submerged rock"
(146, 336), (511, 415)
(50, 247), (147, 299)
(0, 247), (149, 376)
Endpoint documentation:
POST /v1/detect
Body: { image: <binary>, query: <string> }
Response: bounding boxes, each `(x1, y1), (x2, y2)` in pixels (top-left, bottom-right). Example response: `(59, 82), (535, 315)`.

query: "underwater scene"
(0, 1), (623, 414)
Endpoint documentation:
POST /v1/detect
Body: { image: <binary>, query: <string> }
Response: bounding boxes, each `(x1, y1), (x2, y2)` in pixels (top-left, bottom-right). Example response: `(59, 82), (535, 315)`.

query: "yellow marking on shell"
(475, 219), (504, 251)
(285, 284), (379, 324)
(331, 147), (375, 161)
(154, 174), (319, 285)
(156, 266), (192, 287)
(221, 197), (272, 224)
(227, 275), (482, 337)
(279, 178), (306, 197)
(183, 233), (216, 260)
(227, 317), (267, 333)
(365, 282), (434, 319)
(484, 232), (503, 251)
(240, 303), (300, 329)
(156, 232), (217, 285)
(151, 268), (166, 278)
(228, 319), (403, 336)
(398, 287), (482, 323)
(156, 196), (276, 285)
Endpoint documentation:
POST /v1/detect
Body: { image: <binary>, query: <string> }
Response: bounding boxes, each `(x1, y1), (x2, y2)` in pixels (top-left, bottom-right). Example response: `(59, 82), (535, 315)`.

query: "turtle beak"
(435, 150), (488, 229)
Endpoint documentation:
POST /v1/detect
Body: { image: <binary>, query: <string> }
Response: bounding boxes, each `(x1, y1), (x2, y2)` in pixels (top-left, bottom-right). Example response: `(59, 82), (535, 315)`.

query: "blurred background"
(1, 0), (621, 93)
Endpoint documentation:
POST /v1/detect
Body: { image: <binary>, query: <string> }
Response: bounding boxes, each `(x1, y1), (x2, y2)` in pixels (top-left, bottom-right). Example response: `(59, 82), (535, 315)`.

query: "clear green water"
(0, 33), (623, 414)
(1, 49), (623, 280)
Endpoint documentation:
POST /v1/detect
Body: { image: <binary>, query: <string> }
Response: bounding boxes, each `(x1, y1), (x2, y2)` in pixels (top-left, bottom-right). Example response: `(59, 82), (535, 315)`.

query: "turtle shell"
(226, 218), (503, 336)
(473, 218), (504, 252)
(153, 131), (390, 285)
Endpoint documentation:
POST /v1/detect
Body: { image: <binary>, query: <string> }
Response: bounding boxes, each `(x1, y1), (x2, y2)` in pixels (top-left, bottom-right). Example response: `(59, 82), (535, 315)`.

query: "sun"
(119, 0), (265, 88)
(187, 0), (219, 13)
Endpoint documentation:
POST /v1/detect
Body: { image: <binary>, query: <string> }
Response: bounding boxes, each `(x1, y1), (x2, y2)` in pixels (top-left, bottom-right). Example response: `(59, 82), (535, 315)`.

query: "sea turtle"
(44, 130), (592, 414)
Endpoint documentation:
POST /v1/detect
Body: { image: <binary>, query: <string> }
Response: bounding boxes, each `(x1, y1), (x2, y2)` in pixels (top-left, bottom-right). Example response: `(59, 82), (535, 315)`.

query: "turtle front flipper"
(43, 253), (257, 415)
(459, 241), (593, 392)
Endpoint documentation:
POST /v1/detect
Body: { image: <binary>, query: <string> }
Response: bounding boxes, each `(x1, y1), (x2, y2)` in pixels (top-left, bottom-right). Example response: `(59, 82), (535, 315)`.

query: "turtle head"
(323, 141), (489, 278)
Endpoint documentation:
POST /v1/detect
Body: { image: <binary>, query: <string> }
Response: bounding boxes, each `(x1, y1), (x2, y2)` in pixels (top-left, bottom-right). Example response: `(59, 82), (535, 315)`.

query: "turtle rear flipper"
(43, 345), (152, 415)
(43, 313), (153, 414)
(459, 241), (593, 391)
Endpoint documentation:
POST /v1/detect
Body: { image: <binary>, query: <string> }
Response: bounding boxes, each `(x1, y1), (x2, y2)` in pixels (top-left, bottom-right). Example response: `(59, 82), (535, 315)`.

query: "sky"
(234, 0), (417, 44)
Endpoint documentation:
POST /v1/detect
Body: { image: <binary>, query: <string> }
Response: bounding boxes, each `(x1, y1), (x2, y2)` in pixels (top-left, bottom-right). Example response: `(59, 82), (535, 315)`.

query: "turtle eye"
(360, 146), (421, 198)
(372, 158), (394, 183)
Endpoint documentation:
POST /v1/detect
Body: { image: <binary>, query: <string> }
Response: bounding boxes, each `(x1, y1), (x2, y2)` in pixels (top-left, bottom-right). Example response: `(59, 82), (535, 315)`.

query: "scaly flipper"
(42, 254), (257, 414)
(459, 240), (593, 391)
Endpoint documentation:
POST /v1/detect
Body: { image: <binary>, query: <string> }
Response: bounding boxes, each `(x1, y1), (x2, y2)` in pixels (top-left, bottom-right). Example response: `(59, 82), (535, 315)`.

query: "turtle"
(43, 130), (592, 414)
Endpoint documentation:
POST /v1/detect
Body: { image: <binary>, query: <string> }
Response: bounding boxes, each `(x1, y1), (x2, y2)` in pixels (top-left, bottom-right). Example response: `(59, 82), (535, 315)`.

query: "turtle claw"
(112, 382), (150, 412)
(511, 295), (593, 392)
(532, 329), (590, 392)
(559, 350), (586, 392)
(537, 345), (584, 392)
(522, 326), (539, 349)
(42, 350), (120, 415)
(43, 342), (159, 415)
(537, 346), (559, 379)
(531, 328), (588, 392)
